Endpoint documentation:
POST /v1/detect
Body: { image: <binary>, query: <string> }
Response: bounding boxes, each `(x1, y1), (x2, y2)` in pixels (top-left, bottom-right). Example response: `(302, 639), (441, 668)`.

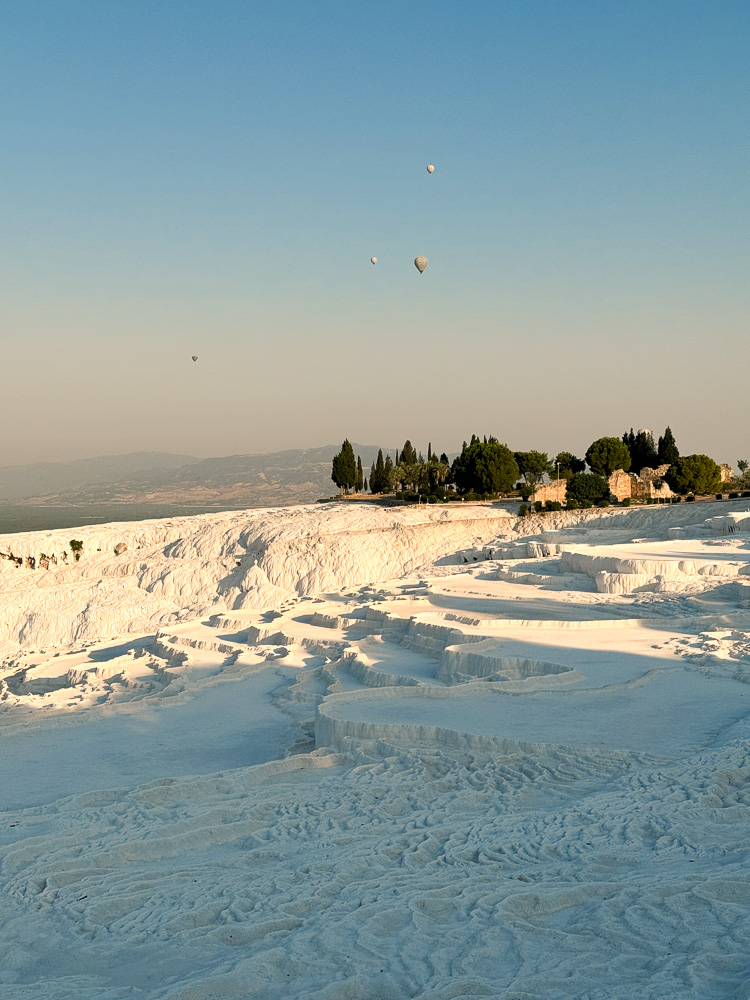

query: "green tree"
(459, 440), (519, 494)
(622, 428), (635, 458)
(566, 473), (610, 504)
(451, 442), (470, 493)
(586, 437), (631, 477)
(665, 455), (721, 496)
(370, 449), (387, 493)
(331, 439), (357, 493)
(363, 476), (368, 493)
(514, 450), (552, 485)
(400, 439), (417, 466)
(383, 453), (395, 493)
(657, 426), (679, 466)
(737, 459), (748, 474)
(398, 461), (424, 492)
(554, 451), (586, 479)
(625, 428), (658, 473)
(69, 539), (84, 562)
(356, 455), (363, 492)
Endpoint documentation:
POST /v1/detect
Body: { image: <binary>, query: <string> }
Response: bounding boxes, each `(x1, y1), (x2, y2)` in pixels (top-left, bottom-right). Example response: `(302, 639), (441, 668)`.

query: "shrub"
(597, 500), (610, 508)
(672, 496), (682, 503)
(69, 539), (84, 562)
(716, 494), (724, 500)
(565, 498), (579, 510)
(743, 491), (750, 498)
(545, 500), (563, 511)
(519, 504), (529, 517)
(729, 492), (739, 499)
(566, 472), (610, 505)
(534, 500), (543, 513)
(685, 494), (695, 502)
(621, 498), (631, 507)
(580, 499), (593, 509)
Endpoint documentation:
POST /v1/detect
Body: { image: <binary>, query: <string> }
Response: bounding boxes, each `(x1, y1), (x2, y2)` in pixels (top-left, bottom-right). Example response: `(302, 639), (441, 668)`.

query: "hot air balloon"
(370, 257), (377, 265)
(192, 355), (198, 362)
(426, 164), (435, 174)
(414, 257), (428, 274)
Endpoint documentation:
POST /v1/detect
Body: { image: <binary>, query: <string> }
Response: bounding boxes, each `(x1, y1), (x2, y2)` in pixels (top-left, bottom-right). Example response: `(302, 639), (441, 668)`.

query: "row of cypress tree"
(331, 427), (686, 497)
(622, 427), (679, 473)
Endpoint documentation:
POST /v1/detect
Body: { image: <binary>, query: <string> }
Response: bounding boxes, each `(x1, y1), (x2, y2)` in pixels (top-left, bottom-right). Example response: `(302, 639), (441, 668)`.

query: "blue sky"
(1, 1), (748, 465)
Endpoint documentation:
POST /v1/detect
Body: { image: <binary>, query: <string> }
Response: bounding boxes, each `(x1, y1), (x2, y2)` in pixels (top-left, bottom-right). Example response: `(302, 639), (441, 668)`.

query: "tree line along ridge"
(331, 429), (750, 506)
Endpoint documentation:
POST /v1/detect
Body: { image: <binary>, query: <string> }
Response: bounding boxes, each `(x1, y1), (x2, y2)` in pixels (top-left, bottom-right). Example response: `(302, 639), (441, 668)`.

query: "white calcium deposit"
(1, 498), (750, 999)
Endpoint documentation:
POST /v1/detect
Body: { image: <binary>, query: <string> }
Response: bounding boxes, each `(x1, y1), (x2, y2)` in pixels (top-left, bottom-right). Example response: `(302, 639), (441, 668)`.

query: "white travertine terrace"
(1, 497), (750, 999)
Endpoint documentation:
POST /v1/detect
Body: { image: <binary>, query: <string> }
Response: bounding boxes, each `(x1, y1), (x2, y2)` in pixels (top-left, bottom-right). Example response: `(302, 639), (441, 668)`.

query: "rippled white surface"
(2, 499), (750, 999)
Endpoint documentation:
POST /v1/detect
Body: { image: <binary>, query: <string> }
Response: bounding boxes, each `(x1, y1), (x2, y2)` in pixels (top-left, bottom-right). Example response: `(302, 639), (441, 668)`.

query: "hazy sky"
(2, 1), (748, 467)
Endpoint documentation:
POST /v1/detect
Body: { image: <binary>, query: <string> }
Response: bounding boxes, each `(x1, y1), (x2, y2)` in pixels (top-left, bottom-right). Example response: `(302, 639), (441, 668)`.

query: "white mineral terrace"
(1, 498), (750, 999)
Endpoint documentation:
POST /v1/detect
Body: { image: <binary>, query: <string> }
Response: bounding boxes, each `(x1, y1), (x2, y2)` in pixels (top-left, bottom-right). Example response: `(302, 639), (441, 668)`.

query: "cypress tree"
(372, 449), (386, 493)
(631, 430), (658, 473)
(331, 452), (341, 490)
(356, 455), (363, 492)
(363, 476), (368, 492)
(427, 442), (432, 462)
(401, 440), (417, 466)
(658, 426), (679, 466)
(338, 439), (356, 492)
(384, 454), (394, 493)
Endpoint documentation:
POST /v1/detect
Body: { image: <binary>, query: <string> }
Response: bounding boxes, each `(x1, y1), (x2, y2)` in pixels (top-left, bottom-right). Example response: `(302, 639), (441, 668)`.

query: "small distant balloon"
(370, 257), (377, 265)
(191, 355), (198, 362)
(426, 164), (435, 174)
(414, 256), (428, 274)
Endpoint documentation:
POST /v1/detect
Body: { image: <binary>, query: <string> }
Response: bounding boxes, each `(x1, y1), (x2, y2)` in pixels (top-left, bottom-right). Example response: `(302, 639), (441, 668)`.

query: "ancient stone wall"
(530, 480), (567, 505)
(608, 469), (673, 501)
(639, 464), (671, 483)
(608, 470), (640, 501)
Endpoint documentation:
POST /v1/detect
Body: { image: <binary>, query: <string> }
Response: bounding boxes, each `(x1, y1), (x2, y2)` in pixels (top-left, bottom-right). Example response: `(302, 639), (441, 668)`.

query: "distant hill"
(0, 452), (200, 501)
(0, 445), (387, 508)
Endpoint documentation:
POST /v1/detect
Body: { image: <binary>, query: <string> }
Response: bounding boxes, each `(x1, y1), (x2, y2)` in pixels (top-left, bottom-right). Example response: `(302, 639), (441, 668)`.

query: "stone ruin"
(608, 467), (673, 502)
(529, 468), (676, 507)
(529, 479), (567, 505)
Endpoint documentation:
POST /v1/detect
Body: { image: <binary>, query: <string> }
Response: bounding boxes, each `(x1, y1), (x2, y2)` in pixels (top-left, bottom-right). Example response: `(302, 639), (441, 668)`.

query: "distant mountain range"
(0, 446), (386, 507)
